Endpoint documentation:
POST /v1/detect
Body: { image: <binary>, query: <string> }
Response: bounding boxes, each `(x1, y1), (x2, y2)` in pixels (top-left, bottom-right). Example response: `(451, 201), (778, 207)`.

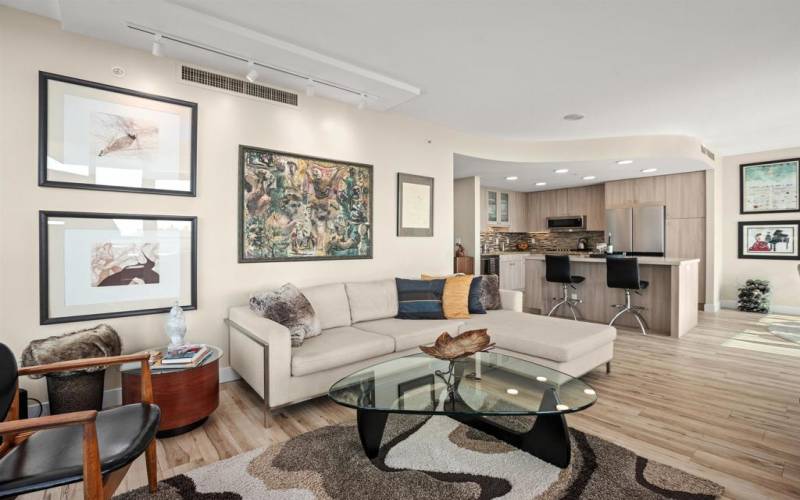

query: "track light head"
(305, 78), (315, 97)
(245, 61), (258, 83)
(357, 94), (366, 110)
(151, 33), (163, 57)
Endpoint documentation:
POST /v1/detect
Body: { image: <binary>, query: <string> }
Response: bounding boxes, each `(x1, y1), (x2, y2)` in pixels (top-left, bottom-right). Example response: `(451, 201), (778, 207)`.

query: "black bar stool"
(606, 256), (649, 335)
(545, 255), (585, 320)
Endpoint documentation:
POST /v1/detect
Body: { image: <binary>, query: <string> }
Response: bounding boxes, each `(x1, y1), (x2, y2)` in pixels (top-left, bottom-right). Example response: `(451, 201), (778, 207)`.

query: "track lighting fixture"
(357, 94), (366, 110)
(305, 78), (315, 96)
(245, 61), (258, 83)
(151, 34), (163, 57)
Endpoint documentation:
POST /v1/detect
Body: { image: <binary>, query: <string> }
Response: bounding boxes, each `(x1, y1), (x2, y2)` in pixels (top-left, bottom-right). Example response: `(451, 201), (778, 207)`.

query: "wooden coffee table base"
(122, 358), (219, 438)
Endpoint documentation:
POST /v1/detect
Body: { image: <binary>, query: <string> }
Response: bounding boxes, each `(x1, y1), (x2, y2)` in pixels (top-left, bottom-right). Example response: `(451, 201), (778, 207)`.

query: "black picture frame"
(739, 158), (800, 214)
(737, 220), (800, 260)
(238, 145), (374, 263)
(38, 71), (198, 196)
(39, 211), (198, 324)
(397, 173), (434, 237)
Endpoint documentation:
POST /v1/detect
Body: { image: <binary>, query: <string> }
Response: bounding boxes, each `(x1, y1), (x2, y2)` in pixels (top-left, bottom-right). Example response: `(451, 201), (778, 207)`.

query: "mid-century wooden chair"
(0, 343), (160, 499)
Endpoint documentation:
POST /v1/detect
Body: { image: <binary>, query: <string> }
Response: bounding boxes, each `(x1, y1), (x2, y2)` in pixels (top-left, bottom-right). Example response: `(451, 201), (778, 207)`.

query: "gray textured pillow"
(250, 283), (321, 347)
(480, 274), (502, 311)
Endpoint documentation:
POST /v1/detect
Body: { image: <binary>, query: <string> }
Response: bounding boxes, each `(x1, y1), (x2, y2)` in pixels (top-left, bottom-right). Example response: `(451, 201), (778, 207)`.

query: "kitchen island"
(524, 254), (700, 337)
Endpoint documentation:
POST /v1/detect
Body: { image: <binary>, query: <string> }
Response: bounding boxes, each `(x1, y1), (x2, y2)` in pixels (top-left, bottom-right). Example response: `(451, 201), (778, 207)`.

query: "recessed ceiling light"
(536, 376), (548, 382)
(535, 182), (547, 186)
(505, 176), (518, 181)
(563, 113), (584, 121)
(641, 168), (658, 173)
(583, 175), (596, 180)
(616, 160), (634, 165)
(554, 168), (569, 174)
(506, 388), (519, 395)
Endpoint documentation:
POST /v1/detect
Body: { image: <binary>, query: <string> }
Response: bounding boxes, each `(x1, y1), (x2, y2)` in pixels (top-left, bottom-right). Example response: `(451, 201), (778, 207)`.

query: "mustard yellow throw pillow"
(421, 273), (472, 319)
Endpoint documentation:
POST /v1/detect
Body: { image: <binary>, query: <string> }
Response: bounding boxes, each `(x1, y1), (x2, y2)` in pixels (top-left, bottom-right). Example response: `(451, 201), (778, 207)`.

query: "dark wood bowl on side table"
(122, 346), (222, 438)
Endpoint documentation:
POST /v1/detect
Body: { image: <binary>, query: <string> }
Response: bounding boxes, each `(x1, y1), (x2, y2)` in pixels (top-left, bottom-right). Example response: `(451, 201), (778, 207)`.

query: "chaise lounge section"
(227, 279), (616, 417)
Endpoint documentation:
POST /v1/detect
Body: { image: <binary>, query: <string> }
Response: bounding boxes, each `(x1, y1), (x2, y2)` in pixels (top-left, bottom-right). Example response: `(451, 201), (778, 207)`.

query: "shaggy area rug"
(117, 415), (723, 499)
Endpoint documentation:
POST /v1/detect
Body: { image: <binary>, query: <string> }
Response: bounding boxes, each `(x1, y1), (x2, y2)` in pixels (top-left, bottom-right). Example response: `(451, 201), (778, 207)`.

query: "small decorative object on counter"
(737, 279), (771, 313)
(455, 241), (466, 257)
(165, 301), (187, 348)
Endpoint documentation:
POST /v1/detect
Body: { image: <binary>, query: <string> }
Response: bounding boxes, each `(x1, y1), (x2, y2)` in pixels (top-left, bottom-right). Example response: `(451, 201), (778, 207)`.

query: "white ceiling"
(455, 154), (709, 192)
(5, 0), (800, 155)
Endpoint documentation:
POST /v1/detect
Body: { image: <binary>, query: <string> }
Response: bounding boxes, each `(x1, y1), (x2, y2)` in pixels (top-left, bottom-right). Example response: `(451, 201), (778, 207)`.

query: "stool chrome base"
(548, 283), (583, 321)
(609, 289), (648, 335)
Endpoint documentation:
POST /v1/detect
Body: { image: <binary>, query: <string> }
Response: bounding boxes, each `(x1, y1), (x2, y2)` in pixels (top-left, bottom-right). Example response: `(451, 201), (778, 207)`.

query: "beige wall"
(453, 176), (479, 271)
(720, 146), (800, 312)
(0, 9), (467, 398)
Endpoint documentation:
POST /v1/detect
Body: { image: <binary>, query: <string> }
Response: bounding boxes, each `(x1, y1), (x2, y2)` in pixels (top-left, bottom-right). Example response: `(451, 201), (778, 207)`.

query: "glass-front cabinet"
(486, 190), (510, 226)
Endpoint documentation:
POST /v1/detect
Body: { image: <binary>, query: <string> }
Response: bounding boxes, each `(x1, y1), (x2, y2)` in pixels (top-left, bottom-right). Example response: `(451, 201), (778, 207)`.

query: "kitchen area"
(466, 170), (707, 337)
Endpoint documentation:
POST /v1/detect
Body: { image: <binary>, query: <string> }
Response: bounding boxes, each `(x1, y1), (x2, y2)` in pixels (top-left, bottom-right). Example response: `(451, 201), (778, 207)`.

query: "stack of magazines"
(156, 344), (211, 368)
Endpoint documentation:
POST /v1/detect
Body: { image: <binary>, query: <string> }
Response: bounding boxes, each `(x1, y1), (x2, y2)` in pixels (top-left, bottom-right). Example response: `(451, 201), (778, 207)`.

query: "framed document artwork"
(740, 159), (799, 214)
(397, 173), (434, 237)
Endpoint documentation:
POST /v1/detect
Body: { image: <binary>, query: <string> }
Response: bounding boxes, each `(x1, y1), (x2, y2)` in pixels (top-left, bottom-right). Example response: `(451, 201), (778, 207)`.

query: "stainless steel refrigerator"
(605, 206), (666, 256)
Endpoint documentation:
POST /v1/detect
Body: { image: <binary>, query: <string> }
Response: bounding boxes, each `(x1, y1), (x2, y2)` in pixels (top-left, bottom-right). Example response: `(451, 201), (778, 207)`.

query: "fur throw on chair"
(21, 324), (122, 378)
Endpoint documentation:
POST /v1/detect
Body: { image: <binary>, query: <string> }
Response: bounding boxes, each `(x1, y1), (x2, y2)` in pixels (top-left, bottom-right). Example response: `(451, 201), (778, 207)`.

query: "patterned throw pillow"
(480, 274), (502, 310)
(249, 283), (321, 347)
(395, 278), (446, 320)
(420, 273), (481, 318)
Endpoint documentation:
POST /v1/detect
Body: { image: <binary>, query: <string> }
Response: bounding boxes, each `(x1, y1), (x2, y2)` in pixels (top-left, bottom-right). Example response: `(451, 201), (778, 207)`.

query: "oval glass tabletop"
(328, 351), (597, 416)
(121, 345), (223, 375)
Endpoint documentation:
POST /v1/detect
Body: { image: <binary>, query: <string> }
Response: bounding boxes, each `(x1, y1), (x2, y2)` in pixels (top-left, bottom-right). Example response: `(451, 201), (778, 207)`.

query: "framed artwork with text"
(740, 158), (799, 214)
(40, 211), (197, 324)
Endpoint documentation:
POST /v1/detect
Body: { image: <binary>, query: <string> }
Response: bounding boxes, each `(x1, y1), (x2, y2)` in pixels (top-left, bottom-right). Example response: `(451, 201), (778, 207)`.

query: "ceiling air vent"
(700, 144), (716, 161)
(181, 65), (298, 106)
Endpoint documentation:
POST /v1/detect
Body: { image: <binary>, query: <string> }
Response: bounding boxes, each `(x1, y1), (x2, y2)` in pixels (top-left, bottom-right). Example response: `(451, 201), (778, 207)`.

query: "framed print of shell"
(39, 72), (197, 196)
(238, 145), (373, 262)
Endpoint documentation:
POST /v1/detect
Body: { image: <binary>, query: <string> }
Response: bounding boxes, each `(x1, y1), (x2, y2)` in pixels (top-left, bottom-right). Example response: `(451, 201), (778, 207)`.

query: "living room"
(0, 2), (798, 499)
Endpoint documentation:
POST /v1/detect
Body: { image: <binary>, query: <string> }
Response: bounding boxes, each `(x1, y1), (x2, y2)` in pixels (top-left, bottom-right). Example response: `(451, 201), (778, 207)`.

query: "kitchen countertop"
(525, 254), (700, 266)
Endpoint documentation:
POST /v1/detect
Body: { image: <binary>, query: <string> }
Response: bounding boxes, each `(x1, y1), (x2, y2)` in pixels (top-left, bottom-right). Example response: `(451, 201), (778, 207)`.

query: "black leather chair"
(606, 256), (650, 335)
(545, 255), (585, 320)
(0, 343), (161, 500)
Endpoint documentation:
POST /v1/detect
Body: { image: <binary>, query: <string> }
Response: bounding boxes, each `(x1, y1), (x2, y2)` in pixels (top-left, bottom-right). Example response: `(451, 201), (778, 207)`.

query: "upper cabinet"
(482, 188), (528, 231)
(665, 171), (706, 219)
(605, 177), (665, 207)
(526, 184), (605, 232)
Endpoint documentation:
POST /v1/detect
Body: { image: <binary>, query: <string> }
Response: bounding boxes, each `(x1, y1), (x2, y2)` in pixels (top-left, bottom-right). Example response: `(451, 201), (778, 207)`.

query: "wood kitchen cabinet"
(499, 254), (526, 290)
(606, 177), (665, 207)
(665, 171), (706, 218)
(482, 188), (527, 230)
(527, 185), (604, 232)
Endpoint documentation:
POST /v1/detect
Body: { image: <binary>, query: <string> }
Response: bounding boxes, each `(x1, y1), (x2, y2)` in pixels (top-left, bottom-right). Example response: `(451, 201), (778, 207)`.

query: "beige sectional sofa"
(227, 279), (616, 417)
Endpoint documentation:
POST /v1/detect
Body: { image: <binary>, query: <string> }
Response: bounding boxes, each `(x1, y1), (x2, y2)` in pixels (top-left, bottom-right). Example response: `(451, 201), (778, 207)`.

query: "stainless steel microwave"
(546, 215), (586, 232)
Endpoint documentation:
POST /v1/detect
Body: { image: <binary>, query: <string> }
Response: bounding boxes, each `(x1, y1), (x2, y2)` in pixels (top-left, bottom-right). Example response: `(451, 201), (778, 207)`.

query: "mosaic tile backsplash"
(480, 229), (605, 254)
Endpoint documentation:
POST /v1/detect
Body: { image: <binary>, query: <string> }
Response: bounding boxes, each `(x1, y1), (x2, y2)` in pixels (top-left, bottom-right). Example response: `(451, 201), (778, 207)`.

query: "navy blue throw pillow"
(468, 276), (486, 314)
(396, 278), (446, 320)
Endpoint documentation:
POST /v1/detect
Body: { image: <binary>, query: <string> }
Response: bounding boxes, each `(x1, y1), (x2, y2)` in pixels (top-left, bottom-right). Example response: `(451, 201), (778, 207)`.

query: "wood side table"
(121, 346), (222, 438)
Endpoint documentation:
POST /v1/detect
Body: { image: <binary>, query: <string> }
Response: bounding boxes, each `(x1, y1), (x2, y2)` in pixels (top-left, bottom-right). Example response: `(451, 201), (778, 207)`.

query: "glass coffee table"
(328, 352), (597, 468)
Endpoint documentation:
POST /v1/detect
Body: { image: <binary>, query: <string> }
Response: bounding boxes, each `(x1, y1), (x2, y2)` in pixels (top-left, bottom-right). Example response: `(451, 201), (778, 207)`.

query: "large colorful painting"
(740, 158), (799, 214)
(738, 220), (800, 260)
(238, 146), (373, 262)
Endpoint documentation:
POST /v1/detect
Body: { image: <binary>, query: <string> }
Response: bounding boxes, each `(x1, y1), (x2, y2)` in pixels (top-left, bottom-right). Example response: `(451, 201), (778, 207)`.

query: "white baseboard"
(720, 300), (800, 316)
(27, 365), (242, 417)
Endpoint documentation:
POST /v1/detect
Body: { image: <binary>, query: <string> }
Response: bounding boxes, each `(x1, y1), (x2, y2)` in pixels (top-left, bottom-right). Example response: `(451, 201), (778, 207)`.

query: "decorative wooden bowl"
(419, 329), (495, 360)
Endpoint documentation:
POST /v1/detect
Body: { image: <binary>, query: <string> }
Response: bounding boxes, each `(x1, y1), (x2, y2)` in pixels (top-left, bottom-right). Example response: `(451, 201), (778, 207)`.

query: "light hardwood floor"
(19, 309), (800, 500)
